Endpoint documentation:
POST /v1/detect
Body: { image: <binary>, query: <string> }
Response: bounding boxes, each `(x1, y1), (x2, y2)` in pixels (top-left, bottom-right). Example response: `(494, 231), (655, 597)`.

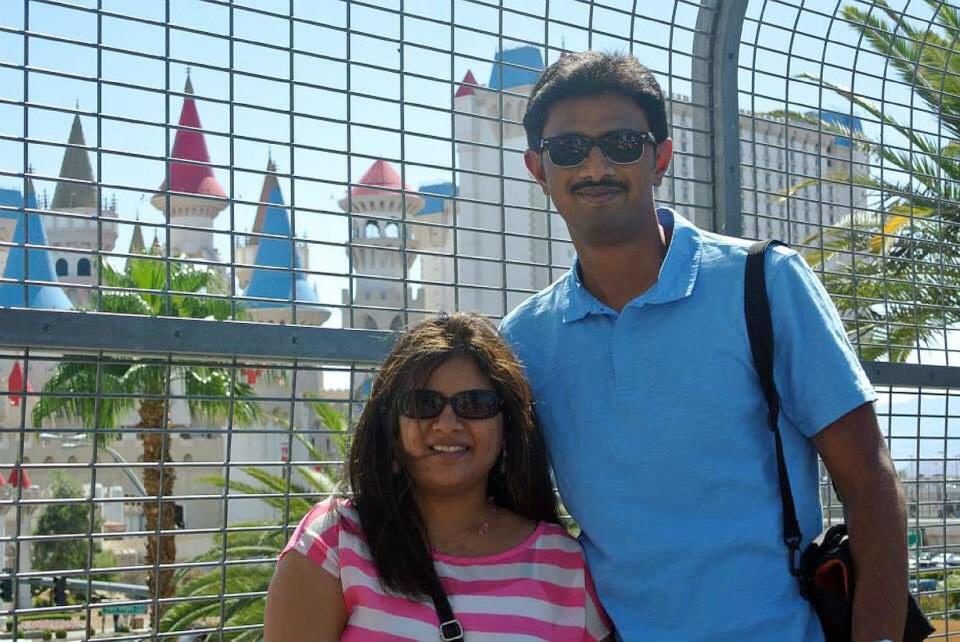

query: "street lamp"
(40, 432), (146, 497)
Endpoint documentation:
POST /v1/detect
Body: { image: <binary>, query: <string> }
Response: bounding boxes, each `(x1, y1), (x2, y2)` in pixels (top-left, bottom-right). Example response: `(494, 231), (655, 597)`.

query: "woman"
(265, 313), (611, 641)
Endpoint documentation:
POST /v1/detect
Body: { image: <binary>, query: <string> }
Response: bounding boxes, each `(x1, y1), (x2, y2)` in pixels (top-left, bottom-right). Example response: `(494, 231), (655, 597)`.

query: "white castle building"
(341, 46), (868, 321)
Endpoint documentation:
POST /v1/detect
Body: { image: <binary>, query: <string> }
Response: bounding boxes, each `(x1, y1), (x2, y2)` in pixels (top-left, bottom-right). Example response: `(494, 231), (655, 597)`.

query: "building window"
(365, 221), (380, 238)
(391, 315), (404, 331)
(384, 222), (399, 238)
(55, 258), (68, 276)
(363, 316), (378, 330)
(77, 258), (92, 276)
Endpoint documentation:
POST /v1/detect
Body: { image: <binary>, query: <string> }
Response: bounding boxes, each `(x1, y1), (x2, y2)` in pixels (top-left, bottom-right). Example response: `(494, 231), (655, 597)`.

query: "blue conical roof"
(0, 188), (73, 310)
(0, 188), (26, 219)
(488, 46), (544, 90)
(244, 183), (319, 307)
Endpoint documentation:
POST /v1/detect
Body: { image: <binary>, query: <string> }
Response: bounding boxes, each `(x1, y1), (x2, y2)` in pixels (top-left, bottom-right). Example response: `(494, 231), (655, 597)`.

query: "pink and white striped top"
(281, 499), (612, 641)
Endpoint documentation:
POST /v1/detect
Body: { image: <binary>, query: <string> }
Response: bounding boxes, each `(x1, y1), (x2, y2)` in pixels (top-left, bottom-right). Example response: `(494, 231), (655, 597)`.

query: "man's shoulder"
(500, 273), (568, 335)
(696, 229), (801, 272)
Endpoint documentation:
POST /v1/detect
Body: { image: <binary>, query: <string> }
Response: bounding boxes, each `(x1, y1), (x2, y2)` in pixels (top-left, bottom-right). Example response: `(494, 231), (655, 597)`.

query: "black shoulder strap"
(744, 240), (803, 576)
(429, 583), (464, 641)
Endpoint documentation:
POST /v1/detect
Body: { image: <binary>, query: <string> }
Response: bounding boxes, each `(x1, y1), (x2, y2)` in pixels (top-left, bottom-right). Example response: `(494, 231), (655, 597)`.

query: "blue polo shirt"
(500, 208), (874, 642)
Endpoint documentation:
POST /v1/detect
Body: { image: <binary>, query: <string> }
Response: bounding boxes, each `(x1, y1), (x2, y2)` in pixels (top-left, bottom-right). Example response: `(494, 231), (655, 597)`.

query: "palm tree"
(32, 254), (261, 624)
(159, 400), (348, 641)
(780, 0), (960, 361)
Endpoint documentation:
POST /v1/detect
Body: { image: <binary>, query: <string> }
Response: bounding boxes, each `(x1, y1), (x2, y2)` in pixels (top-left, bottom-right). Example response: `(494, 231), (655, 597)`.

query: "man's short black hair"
(522, 51), (669, 150)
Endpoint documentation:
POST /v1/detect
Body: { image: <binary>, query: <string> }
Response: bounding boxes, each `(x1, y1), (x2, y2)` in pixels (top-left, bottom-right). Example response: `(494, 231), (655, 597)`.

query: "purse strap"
(744, 239), (803, 576)
(428, 580), (464, 641)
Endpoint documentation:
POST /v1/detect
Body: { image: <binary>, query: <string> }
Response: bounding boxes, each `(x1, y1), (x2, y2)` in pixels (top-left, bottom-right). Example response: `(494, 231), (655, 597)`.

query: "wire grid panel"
(0, 0), (715, 328)
(2, 0), (960, 638)
(0, 346), (369, 640)
(739, 0), (960, 367)
(872, 384), (960, 631)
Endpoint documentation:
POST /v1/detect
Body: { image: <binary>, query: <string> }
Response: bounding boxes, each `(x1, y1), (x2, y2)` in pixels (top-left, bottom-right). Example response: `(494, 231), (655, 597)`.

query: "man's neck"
(575, 219), (671, 312)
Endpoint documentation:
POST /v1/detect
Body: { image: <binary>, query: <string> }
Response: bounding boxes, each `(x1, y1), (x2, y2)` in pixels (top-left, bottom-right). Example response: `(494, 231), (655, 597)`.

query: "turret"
(150, 75), (227, 260)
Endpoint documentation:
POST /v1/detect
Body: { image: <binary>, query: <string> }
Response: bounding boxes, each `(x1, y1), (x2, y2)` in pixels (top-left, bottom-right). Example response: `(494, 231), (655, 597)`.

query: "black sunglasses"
(399, 389), (504, 420)
(540, 129), (657, 168)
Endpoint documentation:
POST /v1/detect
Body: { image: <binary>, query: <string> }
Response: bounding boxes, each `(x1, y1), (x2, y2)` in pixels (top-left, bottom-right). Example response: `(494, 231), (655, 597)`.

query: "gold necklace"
(477, 502), (497, 537)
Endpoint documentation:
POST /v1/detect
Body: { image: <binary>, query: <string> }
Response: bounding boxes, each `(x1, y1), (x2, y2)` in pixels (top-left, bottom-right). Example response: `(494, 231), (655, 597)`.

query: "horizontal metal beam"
(3, 310), (960, 389)
(0, 308), (395, 364)
(861, 361), (960, 389)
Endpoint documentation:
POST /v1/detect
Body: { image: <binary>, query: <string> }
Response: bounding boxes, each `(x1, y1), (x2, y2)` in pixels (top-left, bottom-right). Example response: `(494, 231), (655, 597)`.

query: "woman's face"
(397, 355), (505, 499)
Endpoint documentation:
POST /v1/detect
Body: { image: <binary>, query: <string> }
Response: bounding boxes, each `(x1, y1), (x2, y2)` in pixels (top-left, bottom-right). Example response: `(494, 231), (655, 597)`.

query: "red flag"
(8, 467), (32, 488)
(8, 361), (31, 406)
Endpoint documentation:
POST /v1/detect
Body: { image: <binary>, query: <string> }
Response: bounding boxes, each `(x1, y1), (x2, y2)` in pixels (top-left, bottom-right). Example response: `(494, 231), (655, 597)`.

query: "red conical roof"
(351, 160), (411, 196)
(455, 70), (478, 97)
(8, 467), (32, 488)
(156, 77), (226, 198)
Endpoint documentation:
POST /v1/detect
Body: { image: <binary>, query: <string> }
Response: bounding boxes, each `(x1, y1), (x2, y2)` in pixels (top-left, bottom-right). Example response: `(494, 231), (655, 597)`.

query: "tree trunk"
(139, 397), (177, 628)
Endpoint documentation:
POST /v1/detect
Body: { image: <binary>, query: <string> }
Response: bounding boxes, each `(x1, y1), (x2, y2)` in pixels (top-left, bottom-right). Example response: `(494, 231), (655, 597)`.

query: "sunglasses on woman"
(399, 389), (504, 420)
(540, 129), (657, 168)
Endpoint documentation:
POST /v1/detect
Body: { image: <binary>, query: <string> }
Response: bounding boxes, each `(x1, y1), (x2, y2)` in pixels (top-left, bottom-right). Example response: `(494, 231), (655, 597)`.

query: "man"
(500, 51), (907, 642)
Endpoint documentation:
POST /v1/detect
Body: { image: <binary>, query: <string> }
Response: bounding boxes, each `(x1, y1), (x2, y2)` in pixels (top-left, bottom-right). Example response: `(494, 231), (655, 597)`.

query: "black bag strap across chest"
(745, 239), (803, 575)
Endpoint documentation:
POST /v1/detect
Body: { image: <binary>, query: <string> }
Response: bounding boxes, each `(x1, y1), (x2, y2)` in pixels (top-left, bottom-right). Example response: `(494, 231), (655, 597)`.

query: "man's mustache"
(571, 180), (627, 193)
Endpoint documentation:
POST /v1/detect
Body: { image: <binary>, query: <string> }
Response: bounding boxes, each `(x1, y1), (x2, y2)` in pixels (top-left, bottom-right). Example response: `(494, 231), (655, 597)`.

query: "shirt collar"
(559, 207), (703, 323)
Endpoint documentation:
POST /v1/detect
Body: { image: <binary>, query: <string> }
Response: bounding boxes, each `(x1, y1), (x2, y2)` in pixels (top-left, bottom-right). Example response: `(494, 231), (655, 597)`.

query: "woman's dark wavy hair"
(346, 312), (560, 598)
(523, 50), (669, 149)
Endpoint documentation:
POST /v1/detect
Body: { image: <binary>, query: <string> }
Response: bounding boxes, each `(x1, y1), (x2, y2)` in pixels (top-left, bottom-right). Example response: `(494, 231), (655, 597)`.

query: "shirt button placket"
(611, 309), (637, 396)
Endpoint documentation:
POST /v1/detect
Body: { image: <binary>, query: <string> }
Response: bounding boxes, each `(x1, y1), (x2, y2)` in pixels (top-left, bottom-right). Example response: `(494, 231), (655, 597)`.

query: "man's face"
(524, 94), (673, 247)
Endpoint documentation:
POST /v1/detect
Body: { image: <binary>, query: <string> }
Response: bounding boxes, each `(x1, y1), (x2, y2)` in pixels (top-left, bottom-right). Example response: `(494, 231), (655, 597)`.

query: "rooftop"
(351, 159), (411, 197)
(244, 177), (320, 308)
(51, 113), (97, 210)
(154, 76), (227, 199)
(488, 46), (544, 91)
(0, 188), (74, 310)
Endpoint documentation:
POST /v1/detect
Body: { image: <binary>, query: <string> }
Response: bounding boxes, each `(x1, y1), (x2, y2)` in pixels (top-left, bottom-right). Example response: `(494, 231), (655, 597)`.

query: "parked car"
(909, 578), (939, 593)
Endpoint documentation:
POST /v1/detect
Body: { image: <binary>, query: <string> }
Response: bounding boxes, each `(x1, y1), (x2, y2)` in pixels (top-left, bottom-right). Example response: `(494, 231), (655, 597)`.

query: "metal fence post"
(692, 0), (748, 236)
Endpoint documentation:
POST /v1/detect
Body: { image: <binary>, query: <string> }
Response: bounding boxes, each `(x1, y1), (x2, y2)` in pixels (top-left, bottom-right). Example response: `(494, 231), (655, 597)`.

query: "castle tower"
(150, 75), (227, 260)
(453, 47), (556, 315)
(243, 164), (329, 327)
(45, 112), (119, 307)
(0, 181), (74, 311)
(236, 158), (309, 290)
(339, 160), (424, 331)
(414, 181), (455, 314)
(232, 165), (330, 523)
(128, 220), (146, 256)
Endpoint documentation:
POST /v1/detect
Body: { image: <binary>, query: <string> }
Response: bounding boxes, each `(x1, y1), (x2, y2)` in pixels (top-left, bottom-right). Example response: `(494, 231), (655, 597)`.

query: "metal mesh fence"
(0, 0), (958, 638)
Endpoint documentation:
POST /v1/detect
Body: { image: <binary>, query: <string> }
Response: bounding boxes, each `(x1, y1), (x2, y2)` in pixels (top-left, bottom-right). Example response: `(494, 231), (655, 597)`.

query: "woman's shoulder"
(534, 521), (586, 551)
(281, 497), (365, 571)
(297, 496), (360, 533)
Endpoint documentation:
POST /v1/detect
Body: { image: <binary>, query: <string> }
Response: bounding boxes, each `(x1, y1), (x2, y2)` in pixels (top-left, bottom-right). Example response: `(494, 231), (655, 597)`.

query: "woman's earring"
(499, 448), (507, 476)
